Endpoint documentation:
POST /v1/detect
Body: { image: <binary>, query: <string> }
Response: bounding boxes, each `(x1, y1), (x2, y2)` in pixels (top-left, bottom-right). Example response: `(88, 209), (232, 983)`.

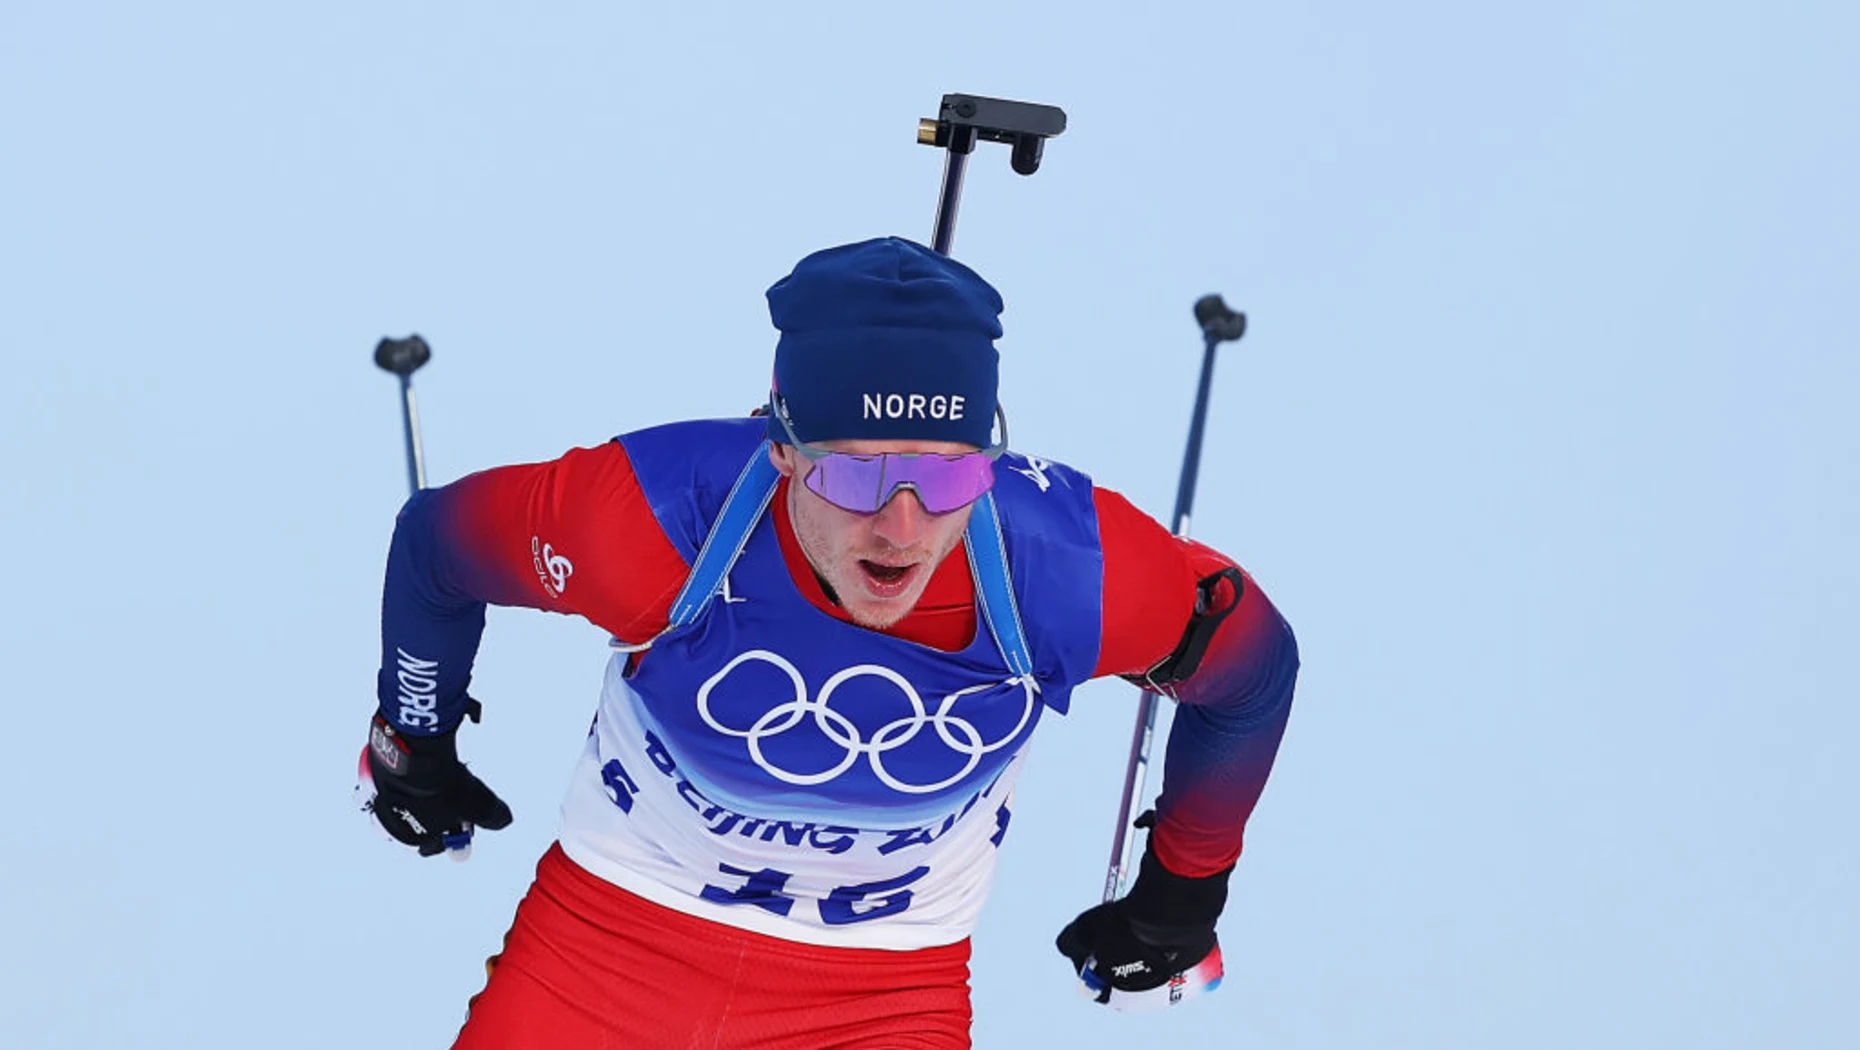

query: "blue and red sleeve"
(1093, 489), (1300, 878)
(376, 441), (688, 735)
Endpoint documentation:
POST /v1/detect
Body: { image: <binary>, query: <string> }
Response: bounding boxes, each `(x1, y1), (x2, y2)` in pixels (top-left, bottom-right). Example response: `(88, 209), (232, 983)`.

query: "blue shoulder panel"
(666, 444), (780, 630)
(986, 451), (1106, 710)
(617, 418), (770, 565)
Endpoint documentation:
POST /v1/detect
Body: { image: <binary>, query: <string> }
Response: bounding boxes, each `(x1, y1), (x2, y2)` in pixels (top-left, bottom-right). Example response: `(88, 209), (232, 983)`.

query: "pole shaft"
(1105, 688), (1161, 901)
(1103, 331), (1223, 901)
(931, 147), (969, 255)
(1171, 332), (1222, 533)
(399, 373), (428, 493)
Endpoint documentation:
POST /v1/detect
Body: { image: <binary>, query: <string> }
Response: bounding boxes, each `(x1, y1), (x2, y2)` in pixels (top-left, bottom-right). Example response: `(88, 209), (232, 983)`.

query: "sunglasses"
(771, 394), (1010, 515)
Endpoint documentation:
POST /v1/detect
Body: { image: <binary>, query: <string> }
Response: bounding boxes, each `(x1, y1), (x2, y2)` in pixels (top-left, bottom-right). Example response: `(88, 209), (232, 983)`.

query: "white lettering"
(1011, 454), (1052, 493)
(531, 536), (574, 597)
(396, 649), (438, 673)
(395, 648), (440, 726)
(393, 807), (429, 836)
(857, 393), (972, 421)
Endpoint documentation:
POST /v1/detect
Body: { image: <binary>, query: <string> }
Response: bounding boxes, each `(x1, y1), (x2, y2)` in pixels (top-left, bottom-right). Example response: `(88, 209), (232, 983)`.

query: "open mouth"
(857, 559), (919, 597)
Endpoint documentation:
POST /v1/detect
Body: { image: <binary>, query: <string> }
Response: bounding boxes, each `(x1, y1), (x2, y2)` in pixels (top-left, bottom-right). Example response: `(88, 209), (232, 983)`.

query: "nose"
(870, 487), (928, 547)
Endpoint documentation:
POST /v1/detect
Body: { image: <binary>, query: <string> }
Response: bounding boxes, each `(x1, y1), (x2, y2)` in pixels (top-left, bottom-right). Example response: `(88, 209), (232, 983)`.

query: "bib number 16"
(699, 864), (931, 925)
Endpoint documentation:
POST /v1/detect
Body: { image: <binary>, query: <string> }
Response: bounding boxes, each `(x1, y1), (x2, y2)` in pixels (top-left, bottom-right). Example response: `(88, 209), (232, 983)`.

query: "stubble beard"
(787, 484), (959, 631)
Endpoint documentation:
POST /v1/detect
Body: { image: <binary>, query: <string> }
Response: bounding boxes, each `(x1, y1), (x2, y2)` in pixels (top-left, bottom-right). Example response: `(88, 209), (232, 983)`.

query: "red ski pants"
(452, 844), (974, 1049)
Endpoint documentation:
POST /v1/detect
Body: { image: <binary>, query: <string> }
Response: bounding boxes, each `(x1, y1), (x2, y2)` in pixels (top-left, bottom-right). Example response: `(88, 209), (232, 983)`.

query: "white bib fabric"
(558, 655), (1025, 950)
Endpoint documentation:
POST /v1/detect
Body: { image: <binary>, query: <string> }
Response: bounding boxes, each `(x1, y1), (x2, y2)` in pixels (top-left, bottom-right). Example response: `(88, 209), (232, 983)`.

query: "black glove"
(1056, 836), (1230, 1010)
(358, 702), (512, 857)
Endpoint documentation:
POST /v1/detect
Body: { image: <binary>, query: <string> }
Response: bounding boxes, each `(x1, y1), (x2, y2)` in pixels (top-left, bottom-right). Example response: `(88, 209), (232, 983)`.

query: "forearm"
(376, 486), (510, 734)
(1148, 571), (1299, 877)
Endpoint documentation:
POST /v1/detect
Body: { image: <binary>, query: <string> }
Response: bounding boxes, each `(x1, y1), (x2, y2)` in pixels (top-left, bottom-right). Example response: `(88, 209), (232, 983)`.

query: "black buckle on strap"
(1125, 567), (1244, 697)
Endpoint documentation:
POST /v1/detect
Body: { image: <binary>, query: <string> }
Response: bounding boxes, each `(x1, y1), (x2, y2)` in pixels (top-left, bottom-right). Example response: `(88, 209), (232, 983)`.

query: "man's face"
(768, 438), (978, 629)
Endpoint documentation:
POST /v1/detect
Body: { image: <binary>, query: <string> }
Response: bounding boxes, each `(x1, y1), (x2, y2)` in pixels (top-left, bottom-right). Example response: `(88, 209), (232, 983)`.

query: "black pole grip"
(1193, 296), (1248, 343)
(374, 335), (432, 377)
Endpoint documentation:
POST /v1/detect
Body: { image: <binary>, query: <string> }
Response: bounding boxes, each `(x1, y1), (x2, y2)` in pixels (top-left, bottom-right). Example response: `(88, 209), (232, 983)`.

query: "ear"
(767, 442), (798, 478)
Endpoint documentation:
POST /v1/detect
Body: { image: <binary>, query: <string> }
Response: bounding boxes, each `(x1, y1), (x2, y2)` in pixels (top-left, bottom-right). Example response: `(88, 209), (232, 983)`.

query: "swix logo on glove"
(393, 807), (429, 836)
(1111, 961), (1150, 978)
(531, 537), (573, 598)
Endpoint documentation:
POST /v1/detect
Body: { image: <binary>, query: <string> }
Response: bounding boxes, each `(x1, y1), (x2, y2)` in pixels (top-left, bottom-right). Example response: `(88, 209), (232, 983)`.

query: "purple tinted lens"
(803, 453), (996, 514)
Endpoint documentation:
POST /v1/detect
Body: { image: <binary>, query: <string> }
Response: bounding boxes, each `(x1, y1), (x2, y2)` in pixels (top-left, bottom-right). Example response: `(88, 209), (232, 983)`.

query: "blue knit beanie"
(766, 237), (1002, 447)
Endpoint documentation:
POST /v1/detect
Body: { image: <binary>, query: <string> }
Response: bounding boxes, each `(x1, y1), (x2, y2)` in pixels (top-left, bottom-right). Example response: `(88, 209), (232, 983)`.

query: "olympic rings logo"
(695, 650), (1037, 795)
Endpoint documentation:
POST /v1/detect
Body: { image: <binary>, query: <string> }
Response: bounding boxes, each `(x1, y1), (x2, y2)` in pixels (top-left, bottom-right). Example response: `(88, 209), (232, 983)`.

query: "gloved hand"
(1056, 837), (1230, 1011)
(355, 701), (512, 858)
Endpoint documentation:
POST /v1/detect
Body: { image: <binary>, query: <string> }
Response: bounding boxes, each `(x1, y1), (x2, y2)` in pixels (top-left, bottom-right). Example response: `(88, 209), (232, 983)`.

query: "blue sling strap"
(663, 443), (782, 631)
(961, 493), (1036, 682)
(624, 440), (1034, 684)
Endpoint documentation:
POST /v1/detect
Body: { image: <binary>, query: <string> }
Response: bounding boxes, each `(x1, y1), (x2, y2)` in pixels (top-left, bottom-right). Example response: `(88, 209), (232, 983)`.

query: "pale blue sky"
(2, 2), (1854, 1047)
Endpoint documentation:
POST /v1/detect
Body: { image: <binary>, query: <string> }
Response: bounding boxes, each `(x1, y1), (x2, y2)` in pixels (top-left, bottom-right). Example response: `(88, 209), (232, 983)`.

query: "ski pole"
(374, 334), (433, 494)
(1103, 295), (1248, 902)
(370, 333), (486, 861)
(917, 93), (1067, 255)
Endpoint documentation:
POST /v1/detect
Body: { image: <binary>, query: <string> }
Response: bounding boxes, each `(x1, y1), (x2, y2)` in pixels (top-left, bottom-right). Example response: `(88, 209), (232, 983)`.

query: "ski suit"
(376, 418), (1299, 1048)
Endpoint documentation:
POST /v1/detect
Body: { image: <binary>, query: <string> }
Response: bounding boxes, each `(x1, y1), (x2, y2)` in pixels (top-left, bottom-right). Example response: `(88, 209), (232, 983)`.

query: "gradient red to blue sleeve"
(376, 485), (522, 735)
(376, 442), (687, 735)
(1146, 555), (1300, 879)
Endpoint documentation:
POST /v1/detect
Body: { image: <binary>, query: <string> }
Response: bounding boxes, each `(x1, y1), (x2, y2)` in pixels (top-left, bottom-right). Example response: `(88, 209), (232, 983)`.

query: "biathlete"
(359, 236), (1300, 1048)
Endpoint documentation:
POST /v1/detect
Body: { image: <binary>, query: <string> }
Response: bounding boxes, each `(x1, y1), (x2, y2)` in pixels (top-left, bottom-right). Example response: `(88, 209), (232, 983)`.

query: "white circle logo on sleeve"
(695, 650), (1037, 795)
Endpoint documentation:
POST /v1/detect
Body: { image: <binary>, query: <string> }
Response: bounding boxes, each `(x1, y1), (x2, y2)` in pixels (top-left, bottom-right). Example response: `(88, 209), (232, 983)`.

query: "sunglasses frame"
(769, 393), (1011, 515)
